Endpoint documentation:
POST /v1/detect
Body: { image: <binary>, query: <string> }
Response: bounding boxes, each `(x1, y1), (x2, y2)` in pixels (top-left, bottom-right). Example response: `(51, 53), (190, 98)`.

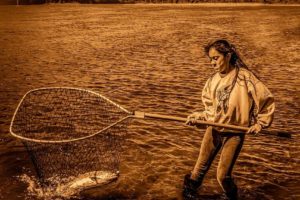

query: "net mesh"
(11, 88), (131, 187)
(11, 88), (130, 142)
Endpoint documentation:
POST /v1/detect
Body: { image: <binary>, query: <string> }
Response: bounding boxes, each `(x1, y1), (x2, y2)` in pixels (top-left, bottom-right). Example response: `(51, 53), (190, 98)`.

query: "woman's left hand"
(247, 124), (262, 135)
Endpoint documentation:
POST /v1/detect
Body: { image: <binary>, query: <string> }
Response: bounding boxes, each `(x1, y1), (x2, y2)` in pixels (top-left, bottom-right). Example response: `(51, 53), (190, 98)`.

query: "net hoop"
(10, 87), (132, 144)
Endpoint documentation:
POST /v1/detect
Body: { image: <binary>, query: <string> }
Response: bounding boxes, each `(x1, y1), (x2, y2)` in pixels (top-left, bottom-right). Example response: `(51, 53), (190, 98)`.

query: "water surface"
(0, 4), (299, 200)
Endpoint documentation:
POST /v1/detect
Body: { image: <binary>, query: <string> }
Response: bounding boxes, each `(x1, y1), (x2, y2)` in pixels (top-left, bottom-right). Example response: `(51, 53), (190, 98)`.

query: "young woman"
(183, 39), (275, 200)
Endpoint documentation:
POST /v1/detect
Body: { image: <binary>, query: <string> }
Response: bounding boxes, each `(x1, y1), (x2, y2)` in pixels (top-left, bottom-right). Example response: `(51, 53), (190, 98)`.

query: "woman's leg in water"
(191, 126), (222, 182)
(183, 126), (222, 198)
(216, 134), (244, 200)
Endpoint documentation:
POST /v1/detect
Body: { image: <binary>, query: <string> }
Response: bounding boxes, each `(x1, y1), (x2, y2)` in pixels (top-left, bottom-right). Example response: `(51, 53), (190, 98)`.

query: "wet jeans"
(190, 126), (244, 194)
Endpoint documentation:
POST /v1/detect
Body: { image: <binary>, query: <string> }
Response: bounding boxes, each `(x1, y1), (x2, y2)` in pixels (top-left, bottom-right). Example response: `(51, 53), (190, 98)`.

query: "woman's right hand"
(186, 112), (205, 126)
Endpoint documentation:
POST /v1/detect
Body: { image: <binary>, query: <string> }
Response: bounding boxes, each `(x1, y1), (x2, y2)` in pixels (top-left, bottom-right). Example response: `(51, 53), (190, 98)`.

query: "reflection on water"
(0, 4), (299, 200)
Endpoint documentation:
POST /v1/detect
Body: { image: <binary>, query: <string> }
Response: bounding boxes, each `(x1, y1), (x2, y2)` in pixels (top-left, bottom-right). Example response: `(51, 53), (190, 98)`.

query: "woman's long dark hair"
(204, 39), (248, 70)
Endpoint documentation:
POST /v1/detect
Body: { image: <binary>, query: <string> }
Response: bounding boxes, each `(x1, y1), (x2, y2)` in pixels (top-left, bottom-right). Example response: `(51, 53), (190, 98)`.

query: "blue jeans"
(191, 126), (244, 194)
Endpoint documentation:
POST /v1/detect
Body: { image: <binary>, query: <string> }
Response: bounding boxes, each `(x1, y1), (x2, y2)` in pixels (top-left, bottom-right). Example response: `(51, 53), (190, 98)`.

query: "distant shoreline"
(134, 2), (300, 6)
(1, 1), (300, 6)
(1, 3), (300, 6)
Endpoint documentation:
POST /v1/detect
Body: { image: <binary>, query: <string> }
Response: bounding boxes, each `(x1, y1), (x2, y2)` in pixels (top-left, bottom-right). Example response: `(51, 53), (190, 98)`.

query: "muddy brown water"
(0, 4), (299, 200)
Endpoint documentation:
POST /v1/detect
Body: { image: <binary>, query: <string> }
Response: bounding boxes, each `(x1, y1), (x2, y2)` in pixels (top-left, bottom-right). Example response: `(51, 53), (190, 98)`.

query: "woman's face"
(208, 47), (231, 74)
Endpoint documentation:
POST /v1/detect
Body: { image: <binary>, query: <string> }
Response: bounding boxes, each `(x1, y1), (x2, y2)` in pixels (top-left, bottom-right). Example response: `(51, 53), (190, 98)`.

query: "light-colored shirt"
(202, 67), (275, 132)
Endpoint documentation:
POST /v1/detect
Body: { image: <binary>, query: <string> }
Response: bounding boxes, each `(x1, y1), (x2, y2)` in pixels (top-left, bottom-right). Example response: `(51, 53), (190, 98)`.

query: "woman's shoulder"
(238, 67), (251, 76)
(203, 72), (217, 89)
(238, 68), (260, 81)
(206, 72), (218, 83)
(237, 68), (262, 89)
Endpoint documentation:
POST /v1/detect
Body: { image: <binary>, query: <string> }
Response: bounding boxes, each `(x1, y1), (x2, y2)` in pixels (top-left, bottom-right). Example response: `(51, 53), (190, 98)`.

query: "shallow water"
(0, 4), (299, 200)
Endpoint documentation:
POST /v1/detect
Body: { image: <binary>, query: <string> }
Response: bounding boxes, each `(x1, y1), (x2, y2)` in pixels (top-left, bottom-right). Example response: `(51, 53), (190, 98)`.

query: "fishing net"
(10, 87), (131, 191)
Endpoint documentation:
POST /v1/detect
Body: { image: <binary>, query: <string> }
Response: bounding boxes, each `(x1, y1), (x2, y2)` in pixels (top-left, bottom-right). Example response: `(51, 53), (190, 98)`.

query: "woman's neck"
(219, 65), (235, 77)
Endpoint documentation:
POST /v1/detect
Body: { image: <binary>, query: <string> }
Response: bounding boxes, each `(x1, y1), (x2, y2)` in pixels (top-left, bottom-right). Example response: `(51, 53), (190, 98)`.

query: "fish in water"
(56, 170), (119, 196)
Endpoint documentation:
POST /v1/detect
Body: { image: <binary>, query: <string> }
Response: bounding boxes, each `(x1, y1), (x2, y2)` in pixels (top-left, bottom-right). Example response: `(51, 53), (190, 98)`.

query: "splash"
(19, 174), (79, 200)
(18, 171), (119, 199)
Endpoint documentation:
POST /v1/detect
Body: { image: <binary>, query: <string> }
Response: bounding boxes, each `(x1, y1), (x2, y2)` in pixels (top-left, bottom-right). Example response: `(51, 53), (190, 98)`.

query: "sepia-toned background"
(0, 3), (299, 200)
